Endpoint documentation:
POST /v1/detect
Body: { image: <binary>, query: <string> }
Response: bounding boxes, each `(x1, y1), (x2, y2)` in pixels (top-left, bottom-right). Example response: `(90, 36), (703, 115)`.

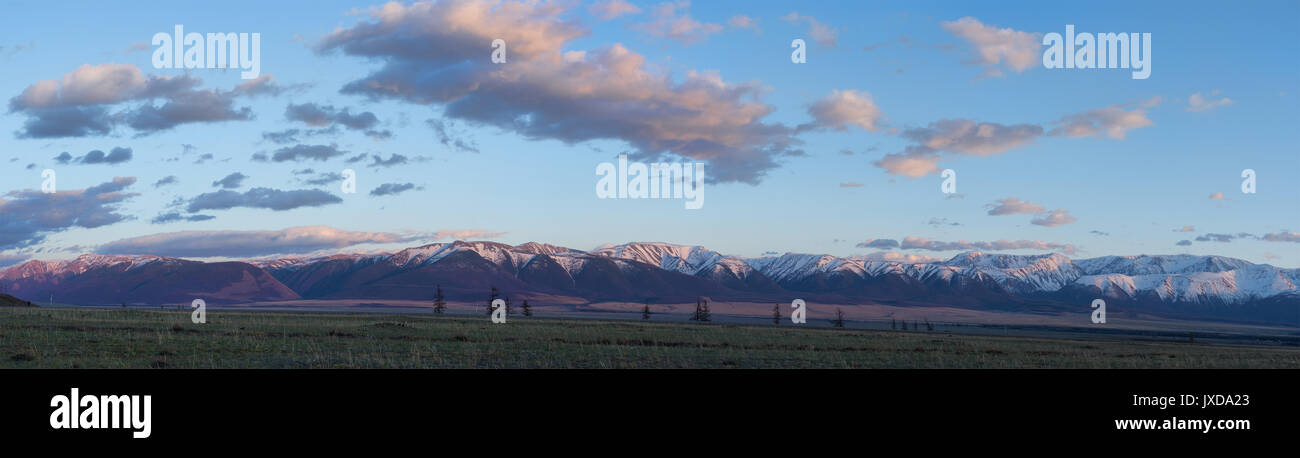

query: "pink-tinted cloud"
(985, 197), (1045, 215)
(940, 17), (1040, 77)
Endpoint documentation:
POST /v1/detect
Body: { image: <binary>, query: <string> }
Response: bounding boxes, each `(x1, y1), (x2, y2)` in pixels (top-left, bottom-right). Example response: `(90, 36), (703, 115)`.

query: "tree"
(433, 284), (446, 314)
(504, 296), (513, 316)
(522, 300), (532, 317)
(901, 320), (908, 331)
(690, 298), (711, 322)
(487, 286), (500, 316)
(830, 308), (846, 328)
(772, 303), (781, 325)
(924, 318), (934, 331)
(641, 303), (651, 320)
(891, 318), (897, 330)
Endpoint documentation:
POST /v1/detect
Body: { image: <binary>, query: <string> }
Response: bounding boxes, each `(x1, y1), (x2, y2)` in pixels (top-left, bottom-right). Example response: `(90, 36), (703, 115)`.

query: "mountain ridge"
(2, 241), (1296, 324)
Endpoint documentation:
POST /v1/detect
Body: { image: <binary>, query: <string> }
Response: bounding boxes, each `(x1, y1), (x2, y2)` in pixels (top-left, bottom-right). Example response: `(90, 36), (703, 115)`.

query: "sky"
(0, 0), (1297, 268)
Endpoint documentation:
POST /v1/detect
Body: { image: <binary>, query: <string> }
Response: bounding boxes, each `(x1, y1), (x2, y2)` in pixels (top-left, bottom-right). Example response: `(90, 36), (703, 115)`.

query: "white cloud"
(1052, 105), (1153, 139)
(986, 197), (1045, 215)
(631, 2), (722, 45)
(806, 89), (883, 132)
(782, 12), (837, 47)
(727, 15), (760, 31)
(1187, 91), (1233, 112)
(940, 17), (1040, 77)
(1030, 209), (1077, 227)
(589, 0), (641, 20)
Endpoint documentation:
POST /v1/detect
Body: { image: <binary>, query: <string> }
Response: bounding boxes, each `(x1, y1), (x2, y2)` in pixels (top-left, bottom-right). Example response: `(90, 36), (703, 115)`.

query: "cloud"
(985, 197), (1045, 215)
(430, 229), (507, 240)
(230, 74), (306, 98)
(839, 182), (864, 188)
(805, 89), (883, 132)
(369, 153), (410, 168)
(151, 212), (216, 224)
(1187, 91), (1233, 112)
(371, 182), (420, 196)
(1176, 225), (1195, 232)
(285, 102), (380, 131)
(317, 0), (802, 184)
(986, 198), (1075, 227)
(1089, 230), (1110, 236)
(589, 0), (641, 20)
(897, 236), (1078, 255)
(1195, 233), (1243, 243)
(212, 172), (248, 189)
(7, 63), (271, 138)
(1261, 232), (1300, 243)
(15, 106), (112, 138)
(0, 177), (137, 250)
(1030, 208), (1077, 227)
(120, 88), (252, 133)
(97, 226), (445, 258)
(262, 129), (302, 144)
(183, 187), (343, 213)
(906, 119), (1043, 157)
(856, 239), (900, 249)
(875, 102), (1150, 177)
(300, 172), (345, 186)
(261, 127), (340, 145)
(782, 12), (837, 47)
(727, 15), (760, 31)
(632, 2), (723, 45)
(427, 118), (480, 153)
(8, 63), (185, 109)
(56, 147), (133, 165)
(940, 17), (1040, 77)
(256, 144), (348, 162)
(82, 147), (134, 164)
(857, 251), (945, 263)
(873, 146), (942, 178)
(1176, 240), (1192, 246)
(1209, 192), (1226, 201)
(876, 119), (1044, 177)
(1051, 105), (1153, 139)
(153, 176), (178, 187)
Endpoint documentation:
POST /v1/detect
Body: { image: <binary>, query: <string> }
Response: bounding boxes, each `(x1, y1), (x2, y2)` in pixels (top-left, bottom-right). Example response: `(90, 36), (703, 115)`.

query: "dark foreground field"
(2, 307), (1298, 368)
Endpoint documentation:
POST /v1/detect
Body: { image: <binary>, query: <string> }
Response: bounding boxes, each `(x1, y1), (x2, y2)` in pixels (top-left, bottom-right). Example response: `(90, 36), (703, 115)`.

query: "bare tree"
(433, 284), (446, 314)
(830, 308), (846, 328)
(487, 286), (500, 316)
(690, 299), (711, 322)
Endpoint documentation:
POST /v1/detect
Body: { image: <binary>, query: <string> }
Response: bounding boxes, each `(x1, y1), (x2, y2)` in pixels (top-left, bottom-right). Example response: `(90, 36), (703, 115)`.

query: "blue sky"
(1, 0), (1296, 267)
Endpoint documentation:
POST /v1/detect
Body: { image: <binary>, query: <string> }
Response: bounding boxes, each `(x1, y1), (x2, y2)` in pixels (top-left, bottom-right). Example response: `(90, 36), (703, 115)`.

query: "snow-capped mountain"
(592, 242), (775, 291)
(2, 243), (1295, 324)
(0, 254), (297, 304)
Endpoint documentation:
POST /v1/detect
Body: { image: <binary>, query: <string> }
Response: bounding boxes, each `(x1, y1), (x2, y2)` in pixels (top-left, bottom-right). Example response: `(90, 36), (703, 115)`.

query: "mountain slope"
(0, 254), (298, 305)
(3, 244), (1295, 324)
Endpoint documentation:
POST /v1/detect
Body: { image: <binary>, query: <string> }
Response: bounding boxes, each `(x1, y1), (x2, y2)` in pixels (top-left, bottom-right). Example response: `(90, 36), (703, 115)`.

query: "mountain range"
(2, 241), (1296, 324)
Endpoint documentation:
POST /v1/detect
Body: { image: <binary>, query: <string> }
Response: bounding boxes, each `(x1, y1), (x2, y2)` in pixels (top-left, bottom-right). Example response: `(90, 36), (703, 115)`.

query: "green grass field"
(2, 307), (1298, 368)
